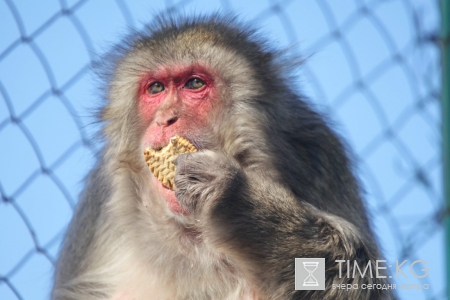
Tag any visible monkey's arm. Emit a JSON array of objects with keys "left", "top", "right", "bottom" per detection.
[{"left": 175, "top": 150, "right": 393, "bottom": 300}]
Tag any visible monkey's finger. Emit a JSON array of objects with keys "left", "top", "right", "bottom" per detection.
[{"left": 173, "top": 152, "right": 195, "bottom": 166}]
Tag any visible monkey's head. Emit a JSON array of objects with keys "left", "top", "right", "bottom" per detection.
[{"left": 100, "top": 15, "right": 298, "bottom": 214}]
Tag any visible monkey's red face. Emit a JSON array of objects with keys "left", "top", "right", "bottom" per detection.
[{"left": 138, "top": 64, "right": 218, "bottom": 213}]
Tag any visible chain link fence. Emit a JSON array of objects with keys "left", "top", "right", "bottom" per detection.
[{"left": 0, "top": 0, "right": 442, "bottom": 299}]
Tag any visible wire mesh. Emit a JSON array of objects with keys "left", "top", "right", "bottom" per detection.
[{"left": 0, "top": 0, "right": 442, "bottom": 299}]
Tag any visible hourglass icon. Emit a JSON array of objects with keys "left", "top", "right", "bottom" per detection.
[{"left": 302, "top": 261, "right": 319, "bottom": 286}]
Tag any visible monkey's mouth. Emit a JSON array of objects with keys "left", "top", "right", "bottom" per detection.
[
  {"left": 144, "top": 136, "right": 197, "bottom": 214},
  {"left": 151, "top": 176, "right": 187, "bottom": 214}
]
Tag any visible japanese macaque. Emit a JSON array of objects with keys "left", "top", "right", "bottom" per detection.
[{"left": 52, "top": 15, "right": 394, "bottom": 300}]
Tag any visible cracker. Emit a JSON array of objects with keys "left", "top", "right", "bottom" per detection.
[{"left": 144, "top": 136, "right": 197, "bottom": 190}]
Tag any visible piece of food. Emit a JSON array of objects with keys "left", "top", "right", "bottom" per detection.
[{"left": 144, "top": 136, "right": 197, "bottom": 190}]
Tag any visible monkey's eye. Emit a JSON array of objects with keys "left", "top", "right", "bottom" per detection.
[
  {"left": 185, "top": 78, "right": 205, "bottom": 89},
  {"left": 147, "top": 82, "right": 165, "bottom": 94}
]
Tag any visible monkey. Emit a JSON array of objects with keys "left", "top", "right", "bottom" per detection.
[{"left": 51, "top": 14, "right": 395, "bottom": 300}]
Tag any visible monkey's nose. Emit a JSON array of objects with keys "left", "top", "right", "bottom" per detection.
[{"left": 156, "top": 116, "right": 178, "bottom": 127}]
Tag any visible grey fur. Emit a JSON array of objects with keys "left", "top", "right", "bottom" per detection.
[{"left": 52, "top": 14, "right": 395, "bottom": 300}]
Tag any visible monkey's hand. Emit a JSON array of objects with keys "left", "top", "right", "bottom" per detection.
[{"left": 174, "top": 150, "right": 243, "bottom": 214}]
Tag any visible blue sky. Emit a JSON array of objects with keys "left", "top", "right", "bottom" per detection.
[{"left": 0, "top": 0, "right": 443, "bottom": 299}]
